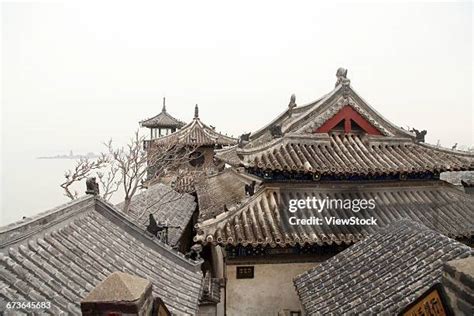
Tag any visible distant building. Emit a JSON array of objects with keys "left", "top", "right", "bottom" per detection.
[
  {"left": 140, "top": 100, "right": 237, "bottom": 193},
  {"left": 140, "top": 97, "right": 185, "bottom": 139},
  {"left": 193, "top": 68, "right": 474, "bottom": 315}
]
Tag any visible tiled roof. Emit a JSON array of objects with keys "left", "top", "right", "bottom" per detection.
[
  {"left": 293, "top": 220, "right": 473, "bottom": 315},
  {"left": 140, "top": 109, "right": 185, "bottom": 129},
  {"left": 194, "top": 181, "right": 474, "bottom": 247},
  {"left": 244, "top": 82, "right": 414, "bottom": 147},
  {"left": 195, "top": 168, "right": 262, "bottom": 221},
  {"left": 215, "top": 75, "right": 474, "bottom": 176},
  {"left": 151, "top": 116, "right": 237, "bottom": 147},
  {"left": 216, "top": 134, "right": 474, "bottom": 176},
  {"left": 0, "top": 196, "right": 202, "bottom": 315},
  {"left": 214, "top": 145, "right": 241, "bottom": 166},
  {"left": 116, "top": 184, "right": 196, "bottom": 246}
]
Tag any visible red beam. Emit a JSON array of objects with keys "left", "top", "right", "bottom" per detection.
[{"left": 315, "top": 105, "right": 382, "bottom": 135}]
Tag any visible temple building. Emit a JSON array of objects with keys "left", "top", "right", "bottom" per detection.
[
  {"left": 193, "top": 69, "right": 474, "bottom": 315},
  {"left": 141, "top": 102, "right": 237, "bottom": 193}
]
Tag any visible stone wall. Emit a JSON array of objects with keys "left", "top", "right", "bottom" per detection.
[
  {"left": 226, "top": 262, "right": 317, "bottom": 316},
  {"left": 442, "top": 256, "right": 474, "bottom": 316}
]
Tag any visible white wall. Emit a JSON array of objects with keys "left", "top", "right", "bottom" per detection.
[{"left": 226, "top": 262, "right": 317, "bottom": 316}]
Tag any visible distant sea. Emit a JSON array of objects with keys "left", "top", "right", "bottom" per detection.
[{"left": 1, "top": 154, "right": 124, "bottom": 226}]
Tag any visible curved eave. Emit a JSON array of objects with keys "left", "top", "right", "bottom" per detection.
[
  {"left": 152, "top": 118, "right": 237, "bottom": 147},
  {"left": 348, "top": 85, "right": 416, "bottom": 138},
  {"left": 140, "top": 111, "right": 186, "bottom": 129},
  {"left": 194, "top": 181, "right": 474, "bottom": 248},
  {"left": 141, "top": 121, "right": 185, "bottom": 129},
  {"left": 222, "top": 134, "right": 474, "bottom": 176},
  {"left": 418, "top": 142, "right": 474, "bottom": 159},
  {"left": 194, "top": 118, "right": 238, "bottom": 145}
]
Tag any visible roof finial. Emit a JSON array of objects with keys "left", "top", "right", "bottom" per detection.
[
  {"left": 288, "top": 93, "right": 296, "bottom": 109},
  {"left": 335, "top": 67, "right": 349, "bottom": 87},
  {"left": 85, "top": 177, "right": 99, "bottom": 195},
  {"left": 288, "top": 93, "right": 297, "bottom": 117},
  {"left": 162, "top": 97, "right": 166, "bottom": 112},
  {"left": 194, "top": 104, "right": 199, "bottom": 119}
]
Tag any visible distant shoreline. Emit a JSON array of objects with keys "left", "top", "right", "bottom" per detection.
[{"left": 37, "top": 153, "right": 100, "bottom": 160}]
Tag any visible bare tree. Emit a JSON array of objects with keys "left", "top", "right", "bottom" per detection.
[
  {"left": 106, "top": 130, "right": 200, "bottom": 212},
  {"left": 96, "top": 160, "right": 122, "bottom": 201},
  {"left": 61, "top": 130, "right": 202, "bottom": 211}
]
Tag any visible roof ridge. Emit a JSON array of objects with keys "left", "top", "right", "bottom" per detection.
[
  {"left": 151, "top": 112, "right": 237, "bottom": 146},
  {"left": 140, "top": 107, "right": 186, "bottom": 128},
  {"left": 192, "top": 116, "right": 237, "bottom": 140},
  {"left": 195, "top": 184, "right": 267, "bottom": 228},
  {"left": 348, "top": 85, "right": 415, "bottom": 138},
  {"left": 0, "top": 194, "right": 202, "bottom": 269},
  {"left": 96, "top": 198, "right": 203, "bottom": 269},
  {"left": 250, "top": 88, "right": 338, "bottom": 140},
  {"left": 0, "top": 195, "right": 95, "bottom": 248},
  {"left": 293, "top": 219, "right": 472, "bottom": 314},
  {"left": 418, "top": 142, "right": 474, "bottom": 158}
]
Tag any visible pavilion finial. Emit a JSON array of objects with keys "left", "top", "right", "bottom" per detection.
[
  {"left": 194, "top": 104, "right": 199, "bottom": 119},
  {"left": 162, "top": 97, "right": 166, "bottom": 112}
]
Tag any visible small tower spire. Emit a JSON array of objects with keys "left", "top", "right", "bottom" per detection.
[
  {"left": 162, "top": 97, "right": 166, "bottom": 112},
  {"left": 194, "top": 104, "right": 199, "bottom": 119}
]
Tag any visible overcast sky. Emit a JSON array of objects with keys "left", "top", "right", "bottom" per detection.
[{"left": 2, "top": 1, "right": 473, "bottom": 158}]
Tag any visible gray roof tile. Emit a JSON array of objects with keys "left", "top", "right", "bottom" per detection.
[
  {"left": 293, "top": 220, "right": 473, "bottom": 315},
  {"left": 140, "top": 109, "right": 185, "bottom": 129},
  {"left": 217, "top": 134, "right": 474, "bottom": 176},
  {"left": 195, "top": 180, "right": 474, "bottom": 247},
  {"left": 150, "top": 117, "right": 237, "bottom": 147},
  {"left": 0, "top": 196, "right": 203, "bottom": 315},
  {"left": 117, "top": 184, "right": 196, "bottom": 246}
]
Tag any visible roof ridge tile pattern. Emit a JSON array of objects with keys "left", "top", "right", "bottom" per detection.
[
  {"left": 116, "top": 184, "right": 196, "bottom": 246},
  {"left": 293, "top": 220, "right": 473, "bottom": 315},
  {"left": 141, "top": 110, "right": 185, "bottom": 129},
  {"left": 151, "top": 118, "right": 237, "bottom": 147},
  {"left": 196, "top": 169, "right": 262, "bottom": 221},
  {"left": 219, "top": 134, "right": 473, "bottom": 175},
  {"left": 195, "top": 181, "right": 474, "bottom": 247},
  {"left": 0, "top": 201, "right": 202, "bottom": 315}
]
